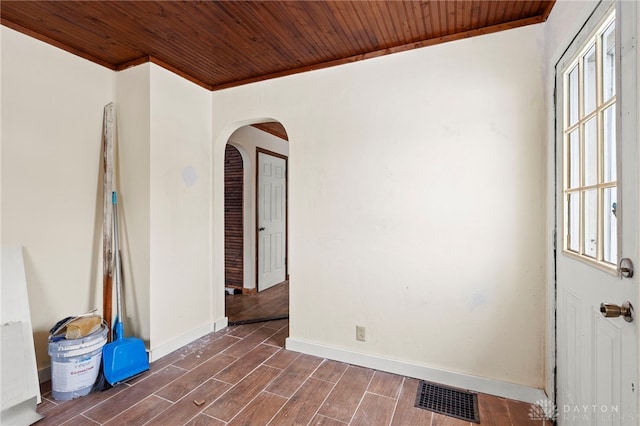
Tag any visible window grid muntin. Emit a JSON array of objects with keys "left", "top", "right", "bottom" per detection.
[{"left": 563, "top": 12, "right": 616, "bottom": 266}]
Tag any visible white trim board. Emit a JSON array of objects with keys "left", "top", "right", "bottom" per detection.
[
  {"left": 148, "top": 316, "right": 228, "bottom": 362},
  {"left": 148, "top": 321, "right": 213, "bottom": 363},
  {"left": 214, "top": 317, "right": 229, "bottom": 332},
  {"left": 286, "top": 338, "right": 547, "bottom": 404},
  {"left": 38, "top": 367, "right": 51, "bottom": 385}
]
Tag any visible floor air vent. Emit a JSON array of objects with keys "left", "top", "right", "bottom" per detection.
[{"left": 415, "top": 380, "right": 480, "bottom": 423}]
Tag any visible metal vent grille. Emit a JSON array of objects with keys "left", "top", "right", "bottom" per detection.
[{"left": 415, "top": 380, "right": 480, "bottom": 423}]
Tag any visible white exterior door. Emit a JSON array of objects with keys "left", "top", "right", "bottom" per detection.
[
  {"left": 556, "top": 2, "right": 638, "bottom": 425},
  {"left": 257, "top": 151, "right": 286, "bottom": 292}
]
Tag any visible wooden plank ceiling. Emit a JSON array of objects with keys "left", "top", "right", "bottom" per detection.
[
  {"left": 1, "top": 1, "right": 555, "bottom": 94},
  {"left": 3, "top": 1, "right": 555, "bottom": 142}
]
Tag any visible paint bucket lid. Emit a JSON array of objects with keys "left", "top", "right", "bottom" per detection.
[{"left": 48, "top": 323, "right": 108, "bottom": 358}]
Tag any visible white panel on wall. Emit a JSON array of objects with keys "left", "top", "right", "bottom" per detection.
[{"left": 1, "top": 246, "right": 42, "bottom": 425}]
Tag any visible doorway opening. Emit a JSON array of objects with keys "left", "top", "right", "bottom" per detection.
[{"left": 224, "top": 122, "right": 289, "bottom": 325}]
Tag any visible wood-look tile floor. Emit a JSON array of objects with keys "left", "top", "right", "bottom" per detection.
[
  {"left": 225, "top": 280, "right": 289, "bottom": 324},
  {"left": 36, "top": 320, "right": 548, "bottom": 425}
]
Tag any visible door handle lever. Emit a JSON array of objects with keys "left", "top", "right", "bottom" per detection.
[
  {"left": 600, "top": 302, "right": 634, "bottom": 322},
  {"left": 258, "top": 227, "right": 266, "bottom": 232},
  {"left": 619, "top": 258, "right": 634, "bottom": 278}
]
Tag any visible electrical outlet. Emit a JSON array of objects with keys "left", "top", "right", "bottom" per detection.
[{"left": 356, "top": 325, "right": 366, "bottom": 342}]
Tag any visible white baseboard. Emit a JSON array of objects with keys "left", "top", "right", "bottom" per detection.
[
  {"left": 285, "top": 338, "right": 547, "bottom": 404},
  {"left": 214, "top": 316, "right": 228, "bottom": 332},
  {"left": 38, "top": 366, "right": 51, "bottom": 384},
  {"left": 148, "top": 317, "right": 230, "bottom": 362},
  {"left": 148, "top": 322, "right": 213, "bottom": 363}
]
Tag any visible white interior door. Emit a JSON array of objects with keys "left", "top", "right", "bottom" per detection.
[
  {"left": 257, "top": 151, "right": 286, "bottom": 291},
  {"left": 556, "top": 2, "right": 638, "bottom": 425}
]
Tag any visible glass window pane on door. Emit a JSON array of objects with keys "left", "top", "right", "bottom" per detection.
[
  {"left": 602, "top": 21, "right": 616, "bottom": 102},
  {"left": 603, "top": 187, "right": 617, "bottom": 264},
  {"left": 584, "top": 44, "right": 597, "bottom": 115},
  {"left": 584, "top": 117, "right": 597, "bottom": 186},
  {"left": 603, "top": 104, "right": 616, "bottom": 182},
  {"left": 568, "top": 65, "right": 579, "bottom": 126},
  {"left": 561, "top": 11, "right": 617, "bottom": 268},
  {"left": 584, "top": 189, "right": 598, "bottom": 258},
  {"left": 568, "top": 130, "right": 580, "bottom": 189}
]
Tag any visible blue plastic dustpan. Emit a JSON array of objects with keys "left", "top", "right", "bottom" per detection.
[
  {"left": 102, "top": 321, "right": 149, "bottom": 385},
  {"left": 102, "top": 191, "right": 149, "bottom": 385}
]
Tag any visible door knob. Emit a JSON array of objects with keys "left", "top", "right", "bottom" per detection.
[
  {"left": 600, "top": 302, "right": 634, "bottom": 322},
  {"left": 258, "top": 227, "right": 266, "bottom": 232}
]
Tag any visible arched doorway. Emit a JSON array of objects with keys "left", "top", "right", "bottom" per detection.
[{"left": 224, "top": 122, "right": 290, "bottom": 325}]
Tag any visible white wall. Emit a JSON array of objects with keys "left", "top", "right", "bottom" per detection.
[
  {"left": 1, "top": 28, "right": 216, "bottom": 373},
  {"left": 227, "top": 125, "right": 289, "bottom": 290},
  {"left": 115, "top": 64, "right": 151, "bottom": 341},
  {"left": 114, "top": 63, "right": 216, "bottom": 359},
  {"left": 212, "top": 23, "right": 547, "bottom": 398},
  {"left": 1, "top": 26, "right": 114, "bottom": 372},
  {"left": 148, "top": 64, "right": 213, "bottom": 358}
]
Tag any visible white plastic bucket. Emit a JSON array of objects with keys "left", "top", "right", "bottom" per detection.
[{"left": 48, "top": 324, "right": 108, "bottom": 400}]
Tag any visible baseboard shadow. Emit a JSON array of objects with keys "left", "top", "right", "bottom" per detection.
[{"left": 228, "top": 314, "right": 289, "bottom": 326}]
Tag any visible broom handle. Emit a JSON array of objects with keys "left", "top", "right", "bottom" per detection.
[
  {"left": 102, "top": 103, "right": 114, "bottom": 340},
  {"left": 112, "top": 191, "right": 123, "bottom": 321}
]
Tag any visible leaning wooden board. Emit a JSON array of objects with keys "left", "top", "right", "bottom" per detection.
[{"left": 102, "top": 103, "right": 114, "bottom": 341}]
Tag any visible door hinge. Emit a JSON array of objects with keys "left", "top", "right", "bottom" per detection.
[{"left": 553, "top": 229, "right": 557, "bottom": 250}]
